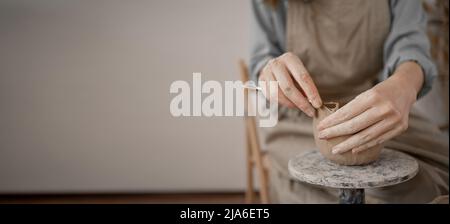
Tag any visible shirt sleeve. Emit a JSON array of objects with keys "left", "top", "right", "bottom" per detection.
[
  {"left": 382, "top": 0, "right": 437, "bottom": 98},
  {"left": 249, "top": 0, "right": 283, "bottom": 82}
]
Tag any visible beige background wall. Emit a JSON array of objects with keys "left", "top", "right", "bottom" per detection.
[{"left": 0, "top": 0, "right": 250, "bottom": 193}]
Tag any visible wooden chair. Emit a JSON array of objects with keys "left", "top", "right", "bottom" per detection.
[{"left": 238, "top": 60, "right": 270, "bottom": 204}]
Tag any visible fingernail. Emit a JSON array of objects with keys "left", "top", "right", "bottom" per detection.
[
  {"left": 318, "top": 131, "right": 327, "bottom": 139},
  {"left": 331, "top": 147, "right": 340, "bottom": 154},
  {"left": 306, "top": 109, "right": 315, "bottom": 117},
  {"left": 317, "top": 123, "right": 324, "bottom": 130},
  {"left": 312, "top": 98, "right": 322, "bottom": 109},
  {"left": 318, "top": 119, "right": 329, "bottom": 130}
]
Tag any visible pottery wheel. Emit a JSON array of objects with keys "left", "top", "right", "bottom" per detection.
[{"left": 288, "top": 149, "right": 419, "bottom": 189}]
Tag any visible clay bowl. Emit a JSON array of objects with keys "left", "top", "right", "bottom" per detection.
[{"left": 312, "top": 102, "right": 383, "bottom": 165}]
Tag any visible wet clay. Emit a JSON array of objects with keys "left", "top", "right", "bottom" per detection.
[{"left": 312, "top": 102, "right": 383, "bottom": 165}]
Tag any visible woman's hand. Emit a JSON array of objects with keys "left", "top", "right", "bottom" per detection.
[
  {"left": 317, "top": 61, "right": 424, "bottom": 154},
  {"left": 259, "top": 52, "right": 322, "bottom": 117}
]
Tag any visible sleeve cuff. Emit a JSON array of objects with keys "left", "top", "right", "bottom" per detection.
[{"left": 381, "top": 50, "right": 437, "bottom": 99}]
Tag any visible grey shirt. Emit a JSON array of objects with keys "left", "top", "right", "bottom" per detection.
[{"left": 250, "top": 0, "right": 437, "bottom": 98}]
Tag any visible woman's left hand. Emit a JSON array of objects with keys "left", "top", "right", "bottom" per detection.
[{"left": 316, "top": 62, "right": 424, "bottom": 154}]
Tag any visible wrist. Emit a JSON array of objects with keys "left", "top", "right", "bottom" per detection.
[{"left": 390, "top": 61, "right": 424, "bottom": 98}]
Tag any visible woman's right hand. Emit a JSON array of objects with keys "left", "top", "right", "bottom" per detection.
[{"left": 258, "top": 52, "right": 322, "bottom": 117}]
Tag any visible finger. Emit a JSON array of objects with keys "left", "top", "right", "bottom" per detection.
[
  {"left": 282, "top": 53, "right": 322, "bottom": 108},
  {"left": 278, "top": 86, "right": 296, "bottom": 108},
  {"left": 331, "top": 119, "right": 395, "bottom": 154},
  {"left": 352, "top": 126, "right": 403, "bottom": 154},
  {"left": 318, "top": 107, "right": 384, "bottom": 139},
  {"left": 266, "top": 74, "right": 295, "bottom": 108},
  {"left": 270, "top": 60, "right": 315, "bottom": 117},
  {"left": 317, "top": 91, "right": 372, "bottom": 130},
  {"left": 261, "top": 71, "right": 295, "bottom": 108},
  {"left": 259, "top": 68, "right": 272, "bottom": 101}
]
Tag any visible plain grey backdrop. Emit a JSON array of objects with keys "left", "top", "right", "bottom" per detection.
[{"left": 0, "top": 0, "right": 249, "bottom": 193}]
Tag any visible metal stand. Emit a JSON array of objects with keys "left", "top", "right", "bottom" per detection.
[{"left": 339, "top": 188, "right": 365, "bottom": 204}]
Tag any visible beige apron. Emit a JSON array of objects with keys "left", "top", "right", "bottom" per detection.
[{"left": 263, "top": 0, "right": 449, "bottom": 203}]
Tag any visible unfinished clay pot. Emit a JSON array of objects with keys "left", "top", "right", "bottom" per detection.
[{"left": 312, "top": 102, "right": 383, "bottom": 165}]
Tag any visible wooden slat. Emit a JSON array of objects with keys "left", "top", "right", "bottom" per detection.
[{"left": 238, "top": 59, "right": 270, "bottom": 204}]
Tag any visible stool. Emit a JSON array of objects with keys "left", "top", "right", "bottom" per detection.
[{"left": 288, "top": 149, "right": 419, "bottom": 204}]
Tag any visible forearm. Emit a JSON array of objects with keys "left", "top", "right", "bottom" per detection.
[{"left": 382, "top": 0, "right": 436, "bottom": 99}]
